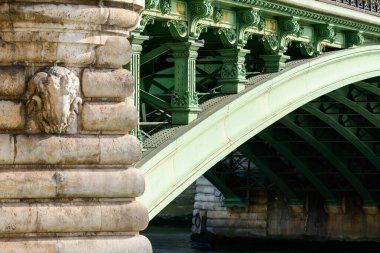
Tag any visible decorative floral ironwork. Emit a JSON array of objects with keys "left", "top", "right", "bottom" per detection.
[
  {"left": 145, "top": 0, "right": 159, "bottom": 10},
  {"left": 165, "top": 20, "right": 188, "bottom": 40},
  {"left": 279, "top": 18, "right": 301, "bottom": 52},
  {"left": 189, "top": 0, "right": 213, "bottom": 38},
  {"left": 160, "top": 0, "right": 172, "bottom": 15},
  {"left": 324, "top": 0, "right": 380, "bottom": 15},
  {"left": 213, "top": 7, "right": 222, "bottom": 23},
  {"left": 261, "top": 35, "right": 279, "bottom": 53},
  {"left": 237, "top": 9, "right": 261, "bottom": 46},
  {"left": 171, "top": 91, "right": 199, "bottom": 107},
  {"left": 346, "top": 31, "right": 365, "bottom": 46},
  {"left": 217, "top": 28, "right": 237, "bottom": 47},
  {"left": 298, "top": 42, "right": 315, "bottom": 57},
  {"left": 221, "top": 63, "right": 245, "bottom": 79}
]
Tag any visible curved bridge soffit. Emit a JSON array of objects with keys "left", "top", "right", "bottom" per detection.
[{"left": 137, "top": 46, "right": 380, "bottom": 220}]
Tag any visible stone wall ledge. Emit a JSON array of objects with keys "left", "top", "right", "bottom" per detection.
[
  {"left": 0, "top": 134, "right": 141, "bottom": 165},
  {"left": 0, "top": 167, "right": 144, "bottom": 199},
  {"left": 0, "top": 35, "right": 132, "bottom": 67},
  {"left": 0, "top": 3, "right": 140, "bottom": 29},
  {"left": 0, "top": 0, "right": 145, "bottom": 12},
  {"left": 0, "top": 235, "right": 152, "bottom": 253},
  {"left": 0, "top": 201, "right": 148, "bottom": 233}
]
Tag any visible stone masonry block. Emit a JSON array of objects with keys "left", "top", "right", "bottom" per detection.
[
  {"left": 0, "top": 201, "right": 148, "bottom": 233},
  {"left": 0, "top": 168, "right": 144, "bottom": 199},
  {"left": 82, "top": 68, "right": 134, "bottom": 99},
  {"left": 0, "top": 235, "right": 152, "bottom": 253},
  {"left": 0, "top": 170, "right": 56, "bottom": 199},
  {"left": 100, "top": 135, "right": 142, "bottom": 165},
  {"left": 95, "top": 36, "right": 132, "bottom": 67},
  {"left": 36, "top": 203, "right": 102, "bottom": 232},
  {"left": 0, "top": 204, "right": 37, "bottom": 233},
  {"left": 0, "top": 101, "right": 25, "bottom": 130},
  {"left": 0, "top": 134, "right": 14, "bottom": 164},
  {"left": 100, "top": 201, "right": 149, "bottom": 232},
  {"left": 0, "top": 67, "right": 26, "bottom": 97},
  {"left": 81, "top": 99, "right": 138, "bottom": 133},
  {"left": 15, "top": 135, "right": 99, "bottom": 165},
  {"left": 57, "top": 167, "right": 145, "bottom": 198}
]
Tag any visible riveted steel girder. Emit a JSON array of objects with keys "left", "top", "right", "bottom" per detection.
[
  {"left": 239, "top": 144, "right": 302, "bottom": 205},
  {"left": 325, "top": 91, "right": 380, "bottom": 129},
  {"left": 257, "top": 131, "right": 339, "bottom": 205},
  {"left": 279, "top": 117, "right": 377, "bottom": 206},
  {"left": 302, "top": 104, "right": 380, "bottom": 170}
]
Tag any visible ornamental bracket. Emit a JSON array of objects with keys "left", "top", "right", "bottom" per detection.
[
  {"left": 346, "top": 31, "right": 365, "bottom": 47},
  {"left": 278, "top": 17, "right": 301, "bottom": 53},
  {"left": 314, "top": 24, "right": 335, "bottom": 55},
  {"left": 164, "top": 20, "right": 189, "bottom": 41},
  {"left": 189, "top": 0, "right": 214, "bottom": 39},
  {"left": 237, "top": 8, "right": 261, "bottom": 46}
]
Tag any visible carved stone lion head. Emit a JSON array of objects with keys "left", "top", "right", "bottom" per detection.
[{"left": 27, "top": 66, "right": 82, "bottom": 134}]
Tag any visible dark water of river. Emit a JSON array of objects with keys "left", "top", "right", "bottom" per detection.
[{"left": 143, "top": 225, "right": 380, "bottom": 253}]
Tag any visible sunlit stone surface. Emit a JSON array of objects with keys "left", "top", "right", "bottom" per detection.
[{"left": 0, "top": 0, "right": 151, "bottom": 252}]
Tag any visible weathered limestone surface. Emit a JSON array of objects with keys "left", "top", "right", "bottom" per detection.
[
  {"left": 192, "top": 177, "right": 267, "bottom": 237},
  {"left": 82, "top": 68, "right": 134, "bottom": 99},
  {"left": 0, "top": 102, "right": 25, "bottom": 129},
  {"left": 0, "top": 168, "right": 145, "bottom": 199},
  {"left": 0, "top": 0, "right": 151, "bottom": 251},
  {"left": 82, "top": 100, "right": 138, "bottom": 132},
  {"left": 192, "top": 177, "right": 380, "bottom": 242},
  {"left": 0, "top": 235, "right": 152, "bottom": 253},
  {"left": 0, "top": 67, "right": 26, "bottom": 97}
]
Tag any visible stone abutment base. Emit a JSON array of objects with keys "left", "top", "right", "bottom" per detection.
[{"left": 193, "top": 177, "right": 380, "bottom": 243}]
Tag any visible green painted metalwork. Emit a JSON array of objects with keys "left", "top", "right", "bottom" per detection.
[
  {"left": 126, "top": 34, "right": 149, "bottom": 138},
  {"left": 141, "top": 44, "right": 170, "bottom": 66},
  {"left": 257, "top": 131, "right": 339, "bottom": 205},
  {"left": 140, "top": 90, "right": 171, "bottom": 111},
  {"left": 132, "top": 0, "right": 380, "bottom": 128},
  {"left": 279, "top": 117, "right": 377, "bottom": 206},
  {"left": 135, "top": 0, "right": 380, "bottom": 216},
  {"left": 302, "top": 104, "right": 380, "bottom": 170},
  {"left": 137, "top": 46, "right": 380, "bottom": 219},
  {"left": 239, "top": 145, "right": 302, "bottom": 205},
  {"left": 204, "top": 171, "right": 245, "bottom": 207},
  {"left": 314, "top": 24, "right": 336, "bottom": 56},
  {"left": 218, "top": 47, "right": 250, "bottom": 93},
  {"left": 167, "top": 42, "right": 203, "bottom": 124},
  {"left": 325, "top": 91, "right": 380, "bottom": 129},
  {"left": 355, "top": 81, "right": 380, "bottom": 97},
  {"left": 230, "top": 0, "right": 380, "bottom": 34}
]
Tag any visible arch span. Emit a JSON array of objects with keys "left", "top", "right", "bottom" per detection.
[{"left": 137, "top": 46, "right": 380, "bottom": 220}]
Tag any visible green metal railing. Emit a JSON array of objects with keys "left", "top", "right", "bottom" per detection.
[{"left": 323, "top": 0, "right": 380, "bottom": 15}]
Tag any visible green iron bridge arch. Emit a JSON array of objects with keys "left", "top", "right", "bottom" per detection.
[
  {"left": 129, "top": 0, "right": 380, "bottom": 220},
  {"left": 136, "top": 46, "right": 380, "bottom": 219}
]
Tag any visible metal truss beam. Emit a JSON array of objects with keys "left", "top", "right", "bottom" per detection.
[
  {"left": 140, "top": 90, "right": 170, "bottom": 111},
  {"left": 258, "top": 131, "right": 338, "bottom": 204},
  {"left": 354, "top": 81, "right": 380, "bottom": 97},
  {"left": 326, "top": 92, "right": 380, "bottom": 128},
  {"left": 140, "top": 44, "right": 170, "bottom": 66},
  {"left": 239, "top": 144, "right": 302, "bottom": 205},
  {"left": 204, "top": 171, "right": 245, "bottom": 208},
  {"left": 303, "top": 104, "right": 380, "bottom": 170},
  {"left": 280, "top": 117, "right": 377, "bottom": 206}
]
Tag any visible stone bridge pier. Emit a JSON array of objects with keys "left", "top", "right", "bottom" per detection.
[{"left": 0, "top": 1, "right": 151, "bottom": 252}]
